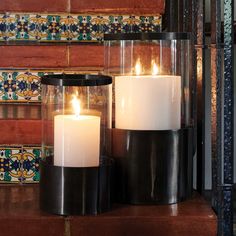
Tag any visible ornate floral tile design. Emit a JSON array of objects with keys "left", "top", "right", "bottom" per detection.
[
  {"left": 0, "top": 71, "right": 112, "bottom": 103},
  {"left": 0, "top": 71, "right": 50, "bottom": 102},
  {"left": 0, "top": 14, "right": 161, "bottom": 41},
  {"left": 0, "top": 147, "right": 22, "bottom": 183},
  {"left": 22, "top": 147, "right": 41, "bottom": 183},
  {"left": 0, "top": 146, "right": 42, "bottom": 183}
]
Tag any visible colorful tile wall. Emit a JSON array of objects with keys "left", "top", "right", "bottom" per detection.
[
  {"left": 0, "top": 71, "right": 43, "bottom": 102},
  {"left": 0, "top": 14, "right": 161, "bottom": 41},
  {"left": 0, "top": 146, "right": 22, "bottom": 183},
  {"left": 22, "top": 147, "right": 41, "bottom": 183},
  {"left": 0, "top": 70, "right": 103, "bottom": 103},
  {"left": 0, "top": 146, "right": 41, "bottom": 183}
]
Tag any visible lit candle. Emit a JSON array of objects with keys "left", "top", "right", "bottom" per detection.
[
  {"left": 115, "top": 62, "right": 181, "bottom": 130},
  {"left": 54, "top": 96, "right": 100, "bottom": 167}
]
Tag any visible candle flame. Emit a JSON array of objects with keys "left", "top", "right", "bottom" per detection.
[
  {"left": 71, "top": 95, "right": 80, "bottom": 117},
  {"left": 152, "top": 61, "right": 159, "bottom": 75},
  {"left": 135, "top": 59, "right": 142, "bottom": 75}
]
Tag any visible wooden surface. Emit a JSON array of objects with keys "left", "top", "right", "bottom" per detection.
[
  {"left": 70, "top": 0, "right": 165, "bottom": 14},
  {"left": 0, "top": 0, "right": 165, "bottom": 14},
  {"left": 0, "top": 185, "right": 217, "bottom": 236}
]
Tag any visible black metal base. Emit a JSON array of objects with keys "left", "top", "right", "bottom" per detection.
[
  {"left": 112, "top": 127, "right": 193, "bottom": 204},
  {"left": 40, "top": 156, "right": 113, "bottom": 216}
]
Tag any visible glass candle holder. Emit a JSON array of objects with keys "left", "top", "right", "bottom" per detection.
[
  {"left": 40, "top": 74, "right": 112, "bottom": 215},
  {"left": 104, "top": 32, "right": 194, "bottom": 204}
]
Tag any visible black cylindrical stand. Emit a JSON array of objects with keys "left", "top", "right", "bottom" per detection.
[
  {"left": 112, "top": 127, "right": 193, "bottom": 204},
  {"left": 40, "top": 156, "right": 113, "bottom": 215}
]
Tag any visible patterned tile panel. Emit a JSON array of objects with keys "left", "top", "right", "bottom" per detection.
[
  {"left": 0, "top": 14, "right": 161, "bottom": 42},
  {"left": 0, "top": 146, "right": 22, "bottom": 183},
  {"left": 0, "top": 71, "right": 54, "bottom": 102},
  {"left": 0, "top": 146, "right": 42, "bottom": 183},
  {"left": 0, "top": 70, "right": 105, "bottom": 103},
  {"left": 0, "top": 14, "right": 7, "bottom": 41},
  {"left": 22, "top": 146, "right": 41, "bottom": 183}
]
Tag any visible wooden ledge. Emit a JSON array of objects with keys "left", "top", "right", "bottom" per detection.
[{"left": 0, "top": 185, "right": 217, "bottom": 236}]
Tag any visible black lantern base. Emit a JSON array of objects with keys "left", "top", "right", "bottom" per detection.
[
  {"left": 112, "top": 127, "right": 194, "bottom": 204},
  {"left": 40, "top": 156, "right": 113, "bottom": 216}
]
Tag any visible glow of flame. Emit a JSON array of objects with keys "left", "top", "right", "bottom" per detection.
[
  {"left": 71, "top": 95, "right": 80, "bottom": 117},
  {"left": 135, "top": 59, "right": 142, "bottom": 75},
  {"left": 152, "top": 61, "right": 159, "bottom": 75}
]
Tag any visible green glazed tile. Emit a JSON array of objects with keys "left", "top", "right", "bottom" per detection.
[
  {"left": 0, "top": 147, "right": 22, "bottom": 183},
  {"left": 0, "top": 71, "right": 41, "bottom": 102},
  {"left": 0, "top": 13, "right": 161, "bottom": 42},
  {"left": 22, "top": 146, "right": 41, "bottom": 183}
]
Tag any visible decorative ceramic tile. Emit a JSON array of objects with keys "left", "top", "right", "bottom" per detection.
[
  {"left": 15, "top": 14, "right": 30, "bottom": 40},
  {"left": 0, "top": 13, "right": 162, "bottom": 42},
  {"left": 0, "top": 70, "right": 103, "bottom": 103},
  {"left": 0, "top": 14, "right": 7, "bottom": 41},
  {"left": 0, "top": 146, "right": 42, "bottom": 183},
  {"left": 0, "top": 147, "right": 22, "bottom": 183},
  {"left": 37, "top": 14, "right": 71, "bottom": 41},
  {"left": 0, "top": 71, "right": 42, "bottom": 102},
  {"left": 22, "top": 146, "right": 41, "bottom": 183}
]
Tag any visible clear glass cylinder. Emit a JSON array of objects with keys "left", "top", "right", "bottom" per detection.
[
  {"left": 41, "top": 74, "right": 112, "bottom": 167},
  {"left": 104, "top": 32, "right": 193, "bottom": 130}
]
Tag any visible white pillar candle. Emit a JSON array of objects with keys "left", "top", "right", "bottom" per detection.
[
  {"left": 54, "top": 115, "right": 100, "bottom": 167},
  {"left": 115, "top": 75, "right": 181, "bottom": 130}
]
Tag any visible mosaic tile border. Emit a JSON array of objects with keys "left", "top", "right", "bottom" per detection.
[
  {"left": 22, "top": 146, "right": 41, "bottom": 183},
  {"left": 0, "top": 14, "right": 161, "bottom": 42},
  {"left": 0, "top": 146, "right": 41, "bottom": 183},
  {"left": 0, "top": 70, "right": 103, "bottom": 103},
  {"left": 0, "top": 71, "right": 45, "bottom": 102}
]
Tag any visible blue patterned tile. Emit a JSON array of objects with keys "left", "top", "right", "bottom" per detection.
[
  {"left": 15, "top": 14, "right": 30, "bottom": 40},
  {"left": 19, "top": 72, "right": 41, "bottom": 102},
  {"left": 22, "top": 146, "right": 41, "bottom": 183},
  {"left": 5, "top": 14, "right": 17, "bottom": 40},
  {"left": 0, "top": 147, "right": 22, "bottom": 183},
  {"left": 0, "top": 14, "right": 7, "bottom": 41},
  {"left": 122, "top": 16, "right": 141, "bottom": 33},
  {"left": 77, "top": 16, "right": 92, "bottom": 40},
  {"left": 0, "top": 71, "right": 41, "bottom": 102},
  {"left": 38, "top": 15, "right": 69, "bottom": 41},
  {"left": 152, "top": 16, "right": 162, "bottom": 32},
  {"left": 90, "top": 16, "right": 106, "bottom": 40},
  {"left": 0, "top": 13, "right": 162, "bottom": 42},
  {"left": 60, "top": 15, "right": 77, "bottom": 40},
  {"left": 108, "top": 16, "right": 124, "bottom": 33},
  {"left": 140, "top": 16, "right": 155, "bottom": 32}
]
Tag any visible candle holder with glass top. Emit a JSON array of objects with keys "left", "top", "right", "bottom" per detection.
[
  {"left": 104, "top": 32, "right": 194, "bottom": 204},
  {"left": 40, "top": 74, "right": 113, "bottom": 215}
]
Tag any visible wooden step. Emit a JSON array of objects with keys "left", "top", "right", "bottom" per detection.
[{"left": 0, "top": 185, "right": 217, "bottom": 236}]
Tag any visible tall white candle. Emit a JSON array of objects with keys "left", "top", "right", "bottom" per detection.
[
  {"left": 115, "top": 75, "right": 181, "bottom": 130},
  {"left": 54, "top": 114, "right": 100, "bottom": 167}
]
